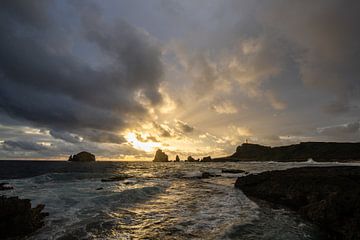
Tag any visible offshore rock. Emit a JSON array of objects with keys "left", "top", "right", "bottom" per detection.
[
  {"left": 235, "top": 166, "right": 360, "bottom": 240},
  {"left": 0, "top": 182, "right": 13, "bottom": 191},
  {"left": 68, "top": 151, "right": 96, "bottom": 162},
  {"left": 186, "top": 156, "right": 199, "bottom": 162},
  {"left": 201, "top": 156, "right": 212, "bottom": 162},
  {"left": 175, "top": 155, "right": 181, "bottom": 162},
  {"left": 0, "top": 196, "right": 49, "bottom": 239},
  {"left": 153, "top": 149, "right": 169, "bottom": 162}
]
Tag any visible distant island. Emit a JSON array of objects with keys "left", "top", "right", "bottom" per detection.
[
  {"left": 68, "top": 151, "right": 96, "bottom": 162},
  {"left": 154, "top": 142, "right": 360, "bottom": 163}
]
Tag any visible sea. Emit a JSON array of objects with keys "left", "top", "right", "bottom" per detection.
[{"left": 1, "top": 160, "right": 359, "bottom": 240}]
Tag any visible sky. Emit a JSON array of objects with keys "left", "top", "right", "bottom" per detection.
[{"left": 0, "top": 0, "right": 359, "bottom": 160}]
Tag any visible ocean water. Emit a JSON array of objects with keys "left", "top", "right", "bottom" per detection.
[{"left": 1, "top": 160, "right": 359, "bottom": 240}]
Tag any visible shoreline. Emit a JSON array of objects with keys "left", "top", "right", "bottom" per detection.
[{"left": 235, "top": 166, "right": 360, "bottom": 240}]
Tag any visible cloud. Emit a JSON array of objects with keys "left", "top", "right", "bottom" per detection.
[
  {"left": 153, "top": 122, "right": 172, "bottom": 137},
  {"left": 317, "top": 121, "right": 360, "bottom": 137},
  {"left": 80, "top": 129, "right": 126, "bottom": 144},
  {"left": 2, "top": 140, "right": 48, "bottom": 152},
  {"left": 0, "top": 1, "right": 163, "bottom": 143},
  {"left": 175, "top": 120, "right": 194, "bottom": 133},
  {"left": 49, "top": 130, "right": 82, "bottom": 144},
  {"left": 211, "top": 101, "right": 238, "bottom": 114}
]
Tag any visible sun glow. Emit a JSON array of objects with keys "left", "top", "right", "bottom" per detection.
[{"left": 125, "top": 132, "right": 161, "bottom": 152}]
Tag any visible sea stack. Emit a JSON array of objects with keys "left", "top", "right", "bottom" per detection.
[
  {"left": 175, "top": 155, "right": 181, "bottom": 162},
  {"left": 68, "top": 151, "right": 96, "bottom": 162},
  {"left": 153, "top": 149, "right": 169, "bottom": 162}
]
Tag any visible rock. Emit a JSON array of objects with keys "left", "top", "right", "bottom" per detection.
[
  {"left": 101, "top": 174, "right": 132, "bottom": 182},
  {"left": 153, "top": 149, "right": 169, "bottom": 162},
  {"left": 186, "top": 156, "right": 199, "bottom": 162},
  {"left": 200, "top": 172, "right": 220, "bottom": 179},
  {"left": 68, "top": 151, "right": 96, "bottom": 162},
  {"left": 175, "top": 155, "right": 181, "bottom": 162},
  {"left": 96, "top": 187, "right": 104, "bottom": 190},
  {"left": 221, "top": 169, "right": 245, "bottom": 174},
  {"left": 230, "top": 142, "right": 360, "bottom": 162},
  {"left": 235, "top": 166, "right": 360, "bottom": 240},
  {"left": 201, "top": 156, "right": 212, "bottom": 162},
  {"left": 0, "top": 196, "right": 49, "bottom": 239},
  {"left": 0, "top": 182, "right": 13, "bottom": 191}
]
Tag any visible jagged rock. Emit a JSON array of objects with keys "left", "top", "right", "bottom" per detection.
[
  {"left": 186, "top": 156, "right": 199, "bottom": 162},
  {"left": 175, "top": 155, "right": 181, "bottom": 162},
  {"left": 200, "top": 172, "right": 220, "bottom": 178},
  {"left": 235, "top": 166, "right": 360, "bottom": 240},
  {"left": 201, "top": 156, "right": 212, "bottom": 162},
  {"left": 221, "top": 169, "right": 245, "bottom": 174},
  {"left": 0, "top": 182, "right": 13, "bottom": 191},
  {"left": 68, "top": 151, "right": 96, "bottom": 162},
  {"left": 153, "top": 149, "right": 169, "bottom": 162},
  {"left": 0, "top": 196, "right": 49, "bottom": 239},
  {"left": 101, "top": 174, "right": 133, "bottom": 182}
]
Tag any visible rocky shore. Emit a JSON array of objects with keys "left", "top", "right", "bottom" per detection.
[
  {"left": 235, "top": 166, "right": 360, "bottom": 240},
  {"left": 0, "top": 196, "right": 49, "bottom": 239}
]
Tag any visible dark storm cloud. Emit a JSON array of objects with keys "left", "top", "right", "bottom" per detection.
[
  {"left": 2, "top": 140, "right": 48, "bottom": 152},
  {"left": 80, "top": 129, "right": 126, "bottom": 144},
  {"left": 0, "top": 1, "right": 163, "bottom": 142},
  {"left": 257, "top": 0, "right": 360, "bottom": 111},
  {"left": 49, "top": 130, "right": 82, "bottom": 144}
]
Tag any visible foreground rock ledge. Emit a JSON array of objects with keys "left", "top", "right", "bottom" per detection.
[
  {"left": 235, "top": 166, "right": 360, "bottom": 240},
  {"left": 0, "top": 196, "right": 49, "bottom": 238}
]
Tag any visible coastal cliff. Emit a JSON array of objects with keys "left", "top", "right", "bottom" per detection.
[
  {"left": 213, "top": 142, "right": 360, "bottom": 162},
  {"left": 235, "top": 166, "right": 360, "bottom": 240}
]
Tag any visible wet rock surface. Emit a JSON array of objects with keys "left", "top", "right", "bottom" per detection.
[
  {"left": 221, "top": 169, "right": 245, "bottom": 174},
  {"left": 101, "top": 174, "right": 133, "bottom": 182},
  {"left": 0, "top": 196, "right": 49, "bottom": 239},
  {"left": 0, "top": 182, "right": 13, "bottom": 191},
  {"left": 235, "top": 166, "right": 360, "bottom": 240}
]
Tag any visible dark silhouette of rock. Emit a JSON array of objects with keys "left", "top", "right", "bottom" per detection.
[
  {"left": 235, "top": 166, "right": 360, "bottom": 240},
  {"left": 96, "top": 187, "right": 103, "bottom": 190},
  {"left": 101, "top": 174, "right": 133, "bottom": 182},
  {"left": 153, "top": 149, "right": 169, "bottom": 162},
  {"left": 186, "top": 156, "right": 199, "bottom": 162},
  {"left": 0, "top": 196, "right": 49, "bottom": 239},
  {"left": 209, "top": 142, "right": 360, "bottom": 162},
  {"left": 231, "top": 142, "right": 360, "bottom": 162},
  {"left": 201, "top": 156, "right": 212, "bottom": 162},
  {"left": 200, "top": 172, "right": 220, "bottom": 178},
  {"left": 221, "top": 169, "right": 245, "bottom": 174},
  {"left": 0, "top": 182, "right": 13, "bottom": 191},
  {"left": 175, "top": 155, "right": 181, "bottom": 162},
  {"left": 68, "top": 151, "right": 96, "bottom": 162}
]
